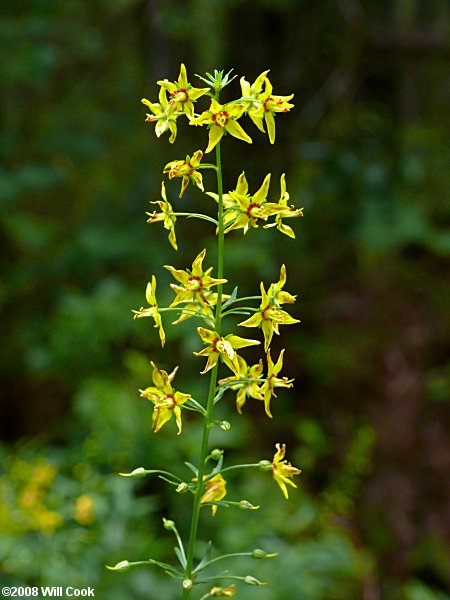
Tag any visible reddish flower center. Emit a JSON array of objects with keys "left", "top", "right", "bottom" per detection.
[
  {"left": 246, "top": 202, "right": 261, "bottom": 218},
  {"left": 212, "top": 111, "right": 229, "bottom": 128},
  {"left": 211, "top": 337, "right": 228, "bottom": 354},
  {"left": 171, "top": 88, "right": 189, "bottom": 103},
  {"left": 187, "top": 275, "right": 203, "bottom": 291},
  {"left": 261, "top": 305, "right": 271, "bottom": 320},
  {"left": 263, "top": 97, "right": 274, "bottom": 112},
  {"left": 215, "top": 339, "right": 227, "bottom": 354},
  {"left": 165, "top": 393, "right": 176, "bottom": 409}
]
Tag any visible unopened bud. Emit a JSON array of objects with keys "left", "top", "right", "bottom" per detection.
[
  {"left": 182, "top": 578, "right": 193, "bottom": 590},
  {"left": 252, "top": 548, "right": 279, "bottom": 559},
  {"left": 211, "top": 448, "right": 224, "bottom": 460},
  {"left": 119, "top": 467, "right": 147, "bottom": 477},
  {"left": 220, "top": 421, "right": 231, "bottom": 431},
  {"left": 106, "top": 560, "right": 130, "bottom": 572},
  {"left": 162, "top": 518, "right": 175, "bottom": 531},
  {"left": 244, "top": 575, "right": 267, "bottom": 586},
  {"left": 239, "top": 500, "right": 260, "bottom": 510},
  {"left": 176, "top": 482, "right": 189, "bottom": 493},
  {"left": 258, "top": 460, "right": 272, "bottom": 471}
]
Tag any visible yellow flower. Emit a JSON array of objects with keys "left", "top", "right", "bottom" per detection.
[
  {"left": 199, "top": 473, "right": 227, "bottom": 516},
  {"left": 268, "top": 264, "right": 297, "bottom": 306},
  {"left": 194, "top": 327, "right": 260, "bottom": 375},
  {"left": 141, "top": 86, "right": 180, "bottom": 143},
  {"left": 157, "top": 63, "right": 208, "bottom": 119},
  {"left": 238, "top": 280, "right": 299, "bottom": 351},
  {"left": 164, "top": 150, "right": 204, "bottom": 198},
  {"left": 209, "top": 584, "right": 237, "bottom": 596},
  {"left": 74, "top": 494, "right": 95, "bottom": 526},
  {"left": 140, "top": 362, "right": 191, "bottom": 434},
  {"left": 35, "top": 510, "right": 63, "bottom": 535},
  {"left": 219, "top": 355, "right": 264, "bottom": 414},
  {"left": 212, "top": 172, "right": 284, "bottom": 235},
  {"left": 264, "top": 174, "right": 303, "bottom": 238},
  {"left": 206, "top": 171, "right": 250, "bottom": 231},
  {"left": 240, "top": 70, "right": 270, "bottom": 112},
  {"left": 272, "top": 443, "right": 301, "bottom": 499},
  {"left": 190, "top": 98, "right": 252, "bottom": 153},
  {"left": 259, "top": 349, "right": 294, "bottom": 417},
  {"left": 132, "top": 275, "right": 166, "bottom": 347},
  {"left": 147, "top": 182, "right": 178, "bottom": 250},
  {"left": 243, "top": 74, "right": 294, "bottom": 144},
  {"left": 165, "top": 249, "right": 227, "bottom": 309},
  {"left": 29, "top": 460, "right": 56, "bottom": 487}
]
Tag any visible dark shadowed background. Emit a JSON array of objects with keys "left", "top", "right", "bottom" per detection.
[{"left": 1, "top": 1, "right": 449, "bottom": 598}]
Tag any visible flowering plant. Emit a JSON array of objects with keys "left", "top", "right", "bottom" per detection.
[{"left": 108, "top": 65, "right": 303, "bottom": 598}]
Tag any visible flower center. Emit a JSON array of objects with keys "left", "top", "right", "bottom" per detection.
[
  {"left": 246, "top": 202, "right": 261, "bottom": 218},
  {"left": 263, "top": 97, "right": 274, "bottom": 112},
  {"left": 164, "top": 393, "right": 176, "bottom": 409},
  {"left": 187, "top": 275, "right": 203, "bottom": 291},
  {"left": 261, "top": 305, "right": 272, "bottom": 320},
  {"left": 171, "top": 88, "right": 189, "bottom": 103},
  {"left": 215, "top": 339, "right": 226, "bottom": 353},
  {"left": 173, "top": 161, "right": 192, "bottom": 177},
  {"left": 212, "top": 111, "right": 229, "bottom": 128}
]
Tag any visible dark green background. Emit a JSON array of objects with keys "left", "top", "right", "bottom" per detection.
[{"left": 1, "top": 1, "right": 449, "bottom": 598}]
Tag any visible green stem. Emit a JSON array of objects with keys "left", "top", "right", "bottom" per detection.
[
  {"left": 182, "top": 141, "right": 225, "bottom": 598},
  {"left": 223, "top": 295, "right": 262, "bottom": 306},
  {"left": 173, "top": 212, "right": 218, "bottom": 226},
  {"left": 192, "top": 551, "right": 253, "bottom": 574},
  {"left": 197, "top": 163, "right": 218, "bottom": 171},
  {"left": 158, "top": 306, "right": 215, "bottom": 328},
  {"left": 214, "top": 463, "right": 260, "bottom": 476},
  {"left": 221, "top": 306, "right": 259, "bottom": 317},
  {"left": 215, "top": 141, "right": 225, "bottom": 333}
]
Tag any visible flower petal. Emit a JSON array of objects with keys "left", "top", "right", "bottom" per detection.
[
  {"left": 205, "top": 125, "right": 224, "bottom": 153},
  {"left": 225, "top": 119, "right": 252, "bottom": 145}
]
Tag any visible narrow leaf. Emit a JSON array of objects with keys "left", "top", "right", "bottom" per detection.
[
  {"left": 184, "top": 461, "right": 199, "bottom": 476},
  {"left": 221, "top": 286, "right": 238, "bottom": 309},
  {"left": 174, "top": 546, "right": 187, "bottom": 569}
]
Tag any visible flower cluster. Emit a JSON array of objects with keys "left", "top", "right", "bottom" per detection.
[
  {"left": 118, "top": 65, "right": 303, "bottom": 597},
  {"left": 142, "top": 64, "right": 209, "bottom": 142},
  {"left": 139, "top": 362, "right": 191, "bottom": 435},
  {"left": 142, "top": 65, "right": 295, "bottom": 150}
]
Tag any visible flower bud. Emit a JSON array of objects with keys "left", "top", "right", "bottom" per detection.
[
  {"left": 182, "top": 578, "right": 193, "bottom": 590},
  {"left": 162, "top": 518, "right": 175, "bottom": 531},
  {"left": 106, "top": 560, "right": 130, "bottom": 572},
  {"left": 220, "top": 421, "right": 231, "bottom": 431},
  {"left": 176, "top": 482, "right": 189, "bottom": 493},
  {"left": 239, "top": 500, "right": 260, "bottom": 510},
  {"left": 244, "top": 575, "right": 267, "bottom": 586},
  {"left": 210, "top": 448, "right": 224, "bottom": 460},
  {"left": 251, "top": 548, "right": 279, "bottom": 559},
  {"left": 119, "top": 467, "right": 147, "bottom": 477},
  {"left": 258, "top": 460, "right": 272, "bottom": 471}
]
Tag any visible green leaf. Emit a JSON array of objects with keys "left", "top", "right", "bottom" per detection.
[
  {"left": 222, "top": 286, "right": 239, "bottom": 309},
  {"left": 174, "top": 546, "right": 187, "bottom": 569},
  {"left": 210, "top": 454, "right": 224, "bottom": 476},
  {"left": 193, "top": 541, "right": 213, "bottom": 574},
  {"left": 184, "top": 461, "right": 199, "bottom": 476}
]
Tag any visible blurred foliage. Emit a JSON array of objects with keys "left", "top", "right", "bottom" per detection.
[{"left": 1, "top": 0, "right": 449, "bottom": 598}]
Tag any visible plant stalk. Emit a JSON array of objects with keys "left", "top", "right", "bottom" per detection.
[{"left": 182, "top": 140, "right": 225, "bottom": 598}]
